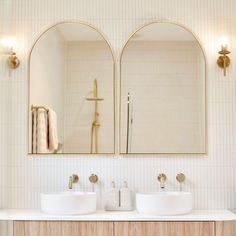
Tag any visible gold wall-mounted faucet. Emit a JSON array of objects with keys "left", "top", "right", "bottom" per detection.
[
  {"left": 157, "top": 173, "right": 167, "bottom": 189},
  {"left": 68, "top": 174, "right": 79, "bottom": 190}
]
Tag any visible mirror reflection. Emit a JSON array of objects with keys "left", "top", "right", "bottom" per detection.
[
  {"left": 120, "top": 22, "right": 206, "bottom": 154},
  {"left": 29, "top": 22, "right": 115, "bottom": 154}
]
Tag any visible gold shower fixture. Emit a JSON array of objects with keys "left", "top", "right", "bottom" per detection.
[
  {"left": 217, "top": 41, "right": 230, "bottom": 76},
  {"left": 86, "top": 79, "right": 104, "bottom": 154}
]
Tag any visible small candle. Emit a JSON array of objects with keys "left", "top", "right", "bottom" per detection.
[{"left": 221, "top": 44, "right": 228, "bottom": 51}]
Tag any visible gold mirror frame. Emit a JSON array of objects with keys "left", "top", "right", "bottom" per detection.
[
  {"left": 119, "top": 20, "right": 207, "bottom": 155},
  {"left": 28, "top": 21, "right": 116, "bottom": 155}
]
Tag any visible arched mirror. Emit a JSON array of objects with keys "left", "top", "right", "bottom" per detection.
[
  {"left": 29, "top": 22, "right": 115, "bottom": 154},
  {"left": 120, "top": 22, "right": 206, "bottom": 154}
]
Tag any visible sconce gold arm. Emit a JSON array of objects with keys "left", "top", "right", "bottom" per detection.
[
  {"left": 217, "top": 47, "right": 230, "bottom": 76},
  {"left": 8, "top": 52, "right": 20, "bottom": 69}
]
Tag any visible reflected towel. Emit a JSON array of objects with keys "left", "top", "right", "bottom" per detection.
[
  {"left": 32, "top": 107, "right": 59, "bottom": 153},
  {"left": 48, "top": 108, "right": 59, "bottom": 152},
  {"left": 32, "top": 108, "right": 49, "bottom": 153}
]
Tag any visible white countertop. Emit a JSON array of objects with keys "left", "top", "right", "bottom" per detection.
[{"left": 0, "top": 209, "right": 235, "bottom": 221}]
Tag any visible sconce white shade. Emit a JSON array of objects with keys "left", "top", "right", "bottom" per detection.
[
  {"left": 1, "top": 37, "right": 20, "bottom": 69},
  {"left": 1, "top": 37, "right": 17, "bottom": 51},
  {"left": 219, "top": 36, "right": 229, "bottom": 49}
]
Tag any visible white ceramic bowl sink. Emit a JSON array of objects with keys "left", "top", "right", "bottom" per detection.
[
  {"left": 41, "top": 191, "right": 97, "bottom": 215},
  {"left": 136, "top": 191, "right": 192, "bottom": 215}
]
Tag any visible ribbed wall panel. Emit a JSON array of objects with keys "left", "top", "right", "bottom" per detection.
[{"left": 0, "top": 0, "right": 236, "bottom": 209}]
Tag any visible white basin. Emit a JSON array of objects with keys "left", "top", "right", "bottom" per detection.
[
  {"left": 136, "top": 191, "right": 192, "bottom": 215},
  {"left": 41, "top": 191, "right": 97, "bottom": 215}
]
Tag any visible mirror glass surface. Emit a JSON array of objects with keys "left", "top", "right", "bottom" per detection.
[
  {"left": 120, "top": 22, "right": 206, "bottom": 154},
  {"left": 29, "top": 22, "right": 114, "bottom": 154}
]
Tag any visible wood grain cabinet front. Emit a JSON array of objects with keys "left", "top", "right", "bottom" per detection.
[
  {"left": 0, "top": 221, "right": 13, "bottom": 236},
  {"left": 13, "top": 221, "right": 113, "bottom": 236},
  {"left": 61, "top": 222, "right": 113, "bottom": 236},
  {"left": 114, "top": 221, "right": 215, "bottom": 236},
  {"left": 5, "top": 220, "right": 236, "bottom": 236},
  {"left": 215, "top": 221, "right": 236, "bottom": 236},
  {"left": 14, "top": 221, "right": 61, "bottom": 236}
]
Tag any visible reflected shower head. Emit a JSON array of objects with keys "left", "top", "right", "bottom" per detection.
[{"left": 86, "top": 79, "right": 104, "bottom": 101}]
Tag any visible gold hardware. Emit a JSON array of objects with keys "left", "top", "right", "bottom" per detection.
[
  {"left": 157, "top": 173, "right": 167, "bottom": 182},
  {"left": 31, "top": 104, "right": 49, "bottom": 112},
  {"left": 176, "top": 173, "right": 185, "bottom": 183},
  {"left": 217, "top": 45, "right": 230, "bottom": 76},
  {"left": 157, "top": 173, "right": 167, "bottom": 189},
  {"left": 176, "top": 173, "right": 185, "bottom": 191},
  {"left": 89, "top": 174, "right": 99, "bottom": 184},
  {"left": 8, "top": 52, "right": 20, "bottom": 69},
  {"left": 68, "top": 174, "right": 79, "bottom": 190},
  {"left": 31, "top": 104, "right": 49, "bottom": 154},
  {"left": 86, "top": 79, "right": 104, "bottom": 154}
]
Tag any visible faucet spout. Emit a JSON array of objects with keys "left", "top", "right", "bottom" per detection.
[
  {"left": 68, "top": 176, "right": 73, "bottom": 190},
  {"left": 160, "top": 179, "right": 165, "bottom": 189},
  {"left": 68, "top": 174, "right": 79, "bottom": 190},
  {"left": 157, "top": 173, "right": 167, "bottom": 190}
]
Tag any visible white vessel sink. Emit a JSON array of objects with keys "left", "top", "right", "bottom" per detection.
[
  {"left": 41, "top": 191, "right": 97, "bottom": 215},
  {"left": 136, "top": 191, "right": 192, "bottom": 215}
]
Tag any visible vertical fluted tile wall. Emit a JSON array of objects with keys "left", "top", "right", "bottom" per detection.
[{"left": 0, "top": 0, "right": 236, "bottom": 209}]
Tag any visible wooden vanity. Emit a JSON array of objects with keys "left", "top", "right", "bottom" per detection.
[
  {"left": 0, "top": 210, "right": 235, "bottom": 236},
  {"left": 1, "top": 220, "right": 236, "bottom": 236}
]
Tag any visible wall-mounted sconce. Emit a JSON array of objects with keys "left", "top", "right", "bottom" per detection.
[
  {"left": 1, "top": 37, "right": 20, "bottom": 69},
  {"left": 217, "top": 37, "right": 230, "bottom": 76}
]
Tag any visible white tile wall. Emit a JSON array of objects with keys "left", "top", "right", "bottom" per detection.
[{"left": 0, "top": 0, "right": 236, "bottom": 210}]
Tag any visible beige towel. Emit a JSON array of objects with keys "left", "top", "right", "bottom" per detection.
[
  {"left": 32, "top": 108, "right": 49, "bottom": 153},
  {"left": 32, "top": 107, "right": 59, "bottom": 153},
  {"left": 48, "top": 108, "right": 59, "bottom": 152}
]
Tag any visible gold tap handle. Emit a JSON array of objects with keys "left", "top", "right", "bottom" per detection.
[
  {"left": 176, "top": 173, "right": 185, "bottom": 183},
  {"left": 176, "top": 173, "right": 185, "bottom": 191},
  {"left": 89, "top": 174, "right": 99, "bottom": 184},
  {"left": 72, "top": 174, "right": 79, "bottom": 183},
  {"left": 89, "top": 174, "right": 98, "bottom": 192}
]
